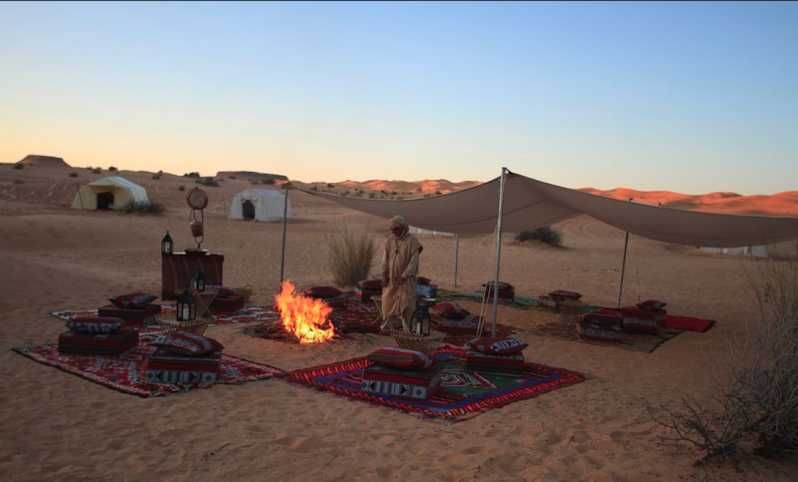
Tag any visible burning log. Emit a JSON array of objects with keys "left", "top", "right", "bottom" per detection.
[{"left": 273, "top": 281, "right": 336, "bottom": 344}]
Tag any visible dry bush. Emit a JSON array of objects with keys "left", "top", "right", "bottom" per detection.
[
  {"left": 653, "top": 260, "right": 798, "bottom": 462},
  {"left": 12, "top": 163, "right": 24, "bottom": 170},
  {"left": 91, "top": 168, "right": 102, "bottom": 174},
  {"left": 108, "top": 166, "right": 118, "bottom": 172},
  {"left": 68, "top": 172, "right": 78, "bottom": 178},
  {"left": 326, "top": 225, "right": 377, "bottom": 287},
  {"left": 123, "top": 202, "right": 165, "bottom": 215}
]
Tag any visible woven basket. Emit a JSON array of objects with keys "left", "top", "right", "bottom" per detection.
[
  {"left": 391, "top": 330, "right": 446, "bottom": 355},
  {"left": 157, "top": 317, "right": 209, "bottom": 336}
]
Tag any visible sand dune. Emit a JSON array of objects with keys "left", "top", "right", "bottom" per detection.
[{"left": 581, "top": 186, "right": 798, "bottom": 217}]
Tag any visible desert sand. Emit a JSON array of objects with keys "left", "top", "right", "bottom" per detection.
[{"left": 1, "top": 163, "right": 798, "bottom": 481}]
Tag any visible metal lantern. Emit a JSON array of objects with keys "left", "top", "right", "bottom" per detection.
[
  {"left": 161, "top": 230, "right": 173, "bottom": 255},
  {"left": 413, "top": 300, "right": 431, "bottom": 336},
  {"left": 191, "top": 270, "right": 206, "bottom": 292},
  {"left": 176, "top": 289, "right": 196, "bottom": 322}
]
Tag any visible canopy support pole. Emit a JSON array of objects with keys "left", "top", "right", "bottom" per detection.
[
  {"left": 453, "top": 234, "right": 460, "bottom": 288},
  {"left": 279, "top": 187, "right": 290, "bottom": 284},
  {"left": 617, "top": 231, "right": 630, "bottom": 309},
  {"left": 491, "top": 167, "right": 508, "bottom": 337}
]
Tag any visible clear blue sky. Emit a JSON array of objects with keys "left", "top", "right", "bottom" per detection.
[{"left": 1, "top": 2, "right": 796, "bottom": 194}]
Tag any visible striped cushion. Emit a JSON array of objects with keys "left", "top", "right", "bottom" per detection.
[
  {"left": 467, "top": 337, "right": 528, "bottom": 355},
  {"left": 67, "top": 316, "right": 123, "bottom": 334},
  {"left": 151, "top": 332, "right": 224, "bottom": 357},
  {"left": 367, "top": 347, "right": 432, "bottom": 371}
]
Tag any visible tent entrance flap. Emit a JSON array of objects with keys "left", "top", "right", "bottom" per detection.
[
  {"left": 97, "top": 191, "right": 114, "bottom": 210},
  {"left": 242, "top": 200, "right": 255, "bottom": 220}
]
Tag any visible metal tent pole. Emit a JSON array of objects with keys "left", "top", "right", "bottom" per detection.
[
  {"left": 453, "top": 234, "right": 460, "bottom": 288},
  {"left": 616, "top": 231, "right": 630, "bottom": 309},
  {"left": 616, "top": 200, "right": 635, "bottom": 309},
  {"left": 279, "top": 187, "right": 290, "bottom": 284},
  {"left": 491, "top": 167, "right": 508, "bottom": 337}
]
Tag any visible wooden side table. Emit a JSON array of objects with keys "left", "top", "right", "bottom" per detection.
[{"left": 161, "top": 251, "right": 224, "bottom": 300}]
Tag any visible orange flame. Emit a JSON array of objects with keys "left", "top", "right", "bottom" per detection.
[{"left": 274, "top": 281, "right": 335, "bottom": 344}]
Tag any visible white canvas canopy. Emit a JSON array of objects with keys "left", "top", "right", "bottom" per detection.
[
  {"left": 304, "top": 171, "right": 798, "bottom": 247},
  {"left": 71, "top": 176, "right": 150, "bottom": 210},
  {"left": 302, "top": 169, "right": 798, "bottom": 335},
  {"left": 228, "top": 189, "right": 292, "bottom": 221}
]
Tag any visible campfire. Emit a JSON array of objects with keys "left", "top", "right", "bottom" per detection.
[{"left": 273, "top": 281, "right": 335, "bottom": 344}]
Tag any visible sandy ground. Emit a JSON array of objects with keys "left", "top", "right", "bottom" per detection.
[{"left": 1, "top": 165, "right": 797, "bottom": 481}]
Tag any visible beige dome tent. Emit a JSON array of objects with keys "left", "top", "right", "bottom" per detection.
[
  {"left": 228, "top": 188, "right": 291, "bottom": 221},
  {"left": 71, "top": 176, "right": 150, "bottom": 211}
]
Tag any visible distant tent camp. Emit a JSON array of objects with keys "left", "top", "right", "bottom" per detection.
[
  {"left": 71, "top": 176, "right": 150, "bottom": 211},
  {"left": 701, "top": 245, "right": 769, "bottom": 258},
  {"left": 228, "top": 189, "right": 292, "bottom": 221}
]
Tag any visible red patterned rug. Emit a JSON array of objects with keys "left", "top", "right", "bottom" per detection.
[
  {"left": 50, "top": 304, "right": 280, "bottom": 326},
  {"left": 286, "top": 346, "right": 585, "bottom": 421},
  {"left": 13, "top": 343, "right": 284, "bottom": 398}
]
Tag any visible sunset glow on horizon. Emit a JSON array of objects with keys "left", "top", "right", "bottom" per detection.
[{"left": 2, "top": 2, "right": 797, "bottom": 194}]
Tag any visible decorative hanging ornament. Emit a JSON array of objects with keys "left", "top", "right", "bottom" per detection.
[{"left": 186, "top": 187, "right": 208, "bottom": 252}]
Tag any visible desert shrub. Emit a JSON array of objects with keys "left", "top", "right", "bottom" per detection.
[
  {"left": 195, "top": 177, "right": 220, "bottom": 187},
  {"left": 368, "top": 192, "right": 376, "bottom": 199},
  {"left": 178, "top": 185, "right": 186, "bottom": 191},
  {"left": 152, "top": 170, "right": 163, "bottom": 180},
  {"left": 653, "top": 260, "right": 798, "bottom": 462},
  {"left": 12, "top": 163, "right": 24, "bottom": 170},
  {"left": 228, "top": 175, "right": 237, "bottom": 180},
  {"left": 327, "top": 183, "right": 335, "bottom": 188},
  {"left": 516, "top": 227, "right": 562, "bottom": 247},
  {"left": 68, "top": 172, "right": 78, "bottom": 178},
  {"left": 261, "top": 178, "right": 276, "bottom": 185},
  {"left": 123, "top": 202, "right": 165, "bottom": 215},
  {"left": 183, "top": 172, "right": 200, "bottom": 178},
  {"left": 92, "top": 168, "right": 102, "bottom": 174},
  {"left": 108, "top": 166, "right": 118, "bottom": 172},
  {"left": 326, "top": 226, "right": 377, "bottom": 287}
]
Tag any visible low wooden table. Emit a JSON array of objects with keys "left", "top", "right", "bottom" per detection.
[{"left": 161, "top": 251, "right": 224, "bottom": 300}]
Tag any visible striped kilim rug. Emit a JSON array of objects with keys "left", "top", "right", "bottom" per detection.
[{"left": 287, "top": 346, "right": 584, "bottom": 421}]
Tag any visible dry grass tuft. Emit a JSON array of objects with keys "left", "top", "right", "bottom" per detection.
[{"left": 326, "top": 225, "right": 377, "bottom": 287}]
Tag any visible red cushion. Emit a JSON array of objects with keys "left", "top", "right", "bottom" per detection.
[
  {"left": 431, "top": 302, "right": 469, "bottom": 320},
  {"left": 636, "top": 299, "right": 667, "bottom": 312},
  {"left": 367, "top": 347, "right": 432, "bottom": 371},
  {"left": 109, "top": 293, "right": 158, "bottom": 309},
  {"left": 467, "top": 337, "right": 528, "bottom": 355},
  {"left": 68, "top": 316, "right": 124, "bottom": 334},
  {"left": 151, "top": 332, "right": 224, "bottom": 357},
  {"left": 358, "top": 279, "right": 383, "bottom": 291},
  {"left": 303, "top": 286, "right": 343, "bottom": 299}
]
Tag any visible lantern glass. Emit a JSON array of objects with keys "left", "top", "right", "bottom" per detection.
[
  {"left": 192, "top": 270, "right": 206, "bottom": 292},
  {"left": 161, "top": 231, "right": 173, "bottom": 255},
  {"left": 176, "top": 290, "right": 195, "bottom": 322}
]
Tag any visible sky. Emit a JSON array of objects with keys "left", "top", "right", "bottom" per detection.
[{"left": 1, "top": 2, "right": 797, "bottom": 194}]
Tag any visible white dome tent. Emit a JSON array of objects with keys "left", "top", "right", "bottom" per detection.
[
  {"left": 71, "top": 176, "right": 150, "bottom": 210},
  {"left": 228, "top": 189, "right": 292, "bottom": 221}
]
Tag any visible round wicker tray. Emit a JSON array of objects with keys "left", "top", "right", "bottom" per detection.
[{"left": 390, "top": 329, "right": 446, "bottom": 355}]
